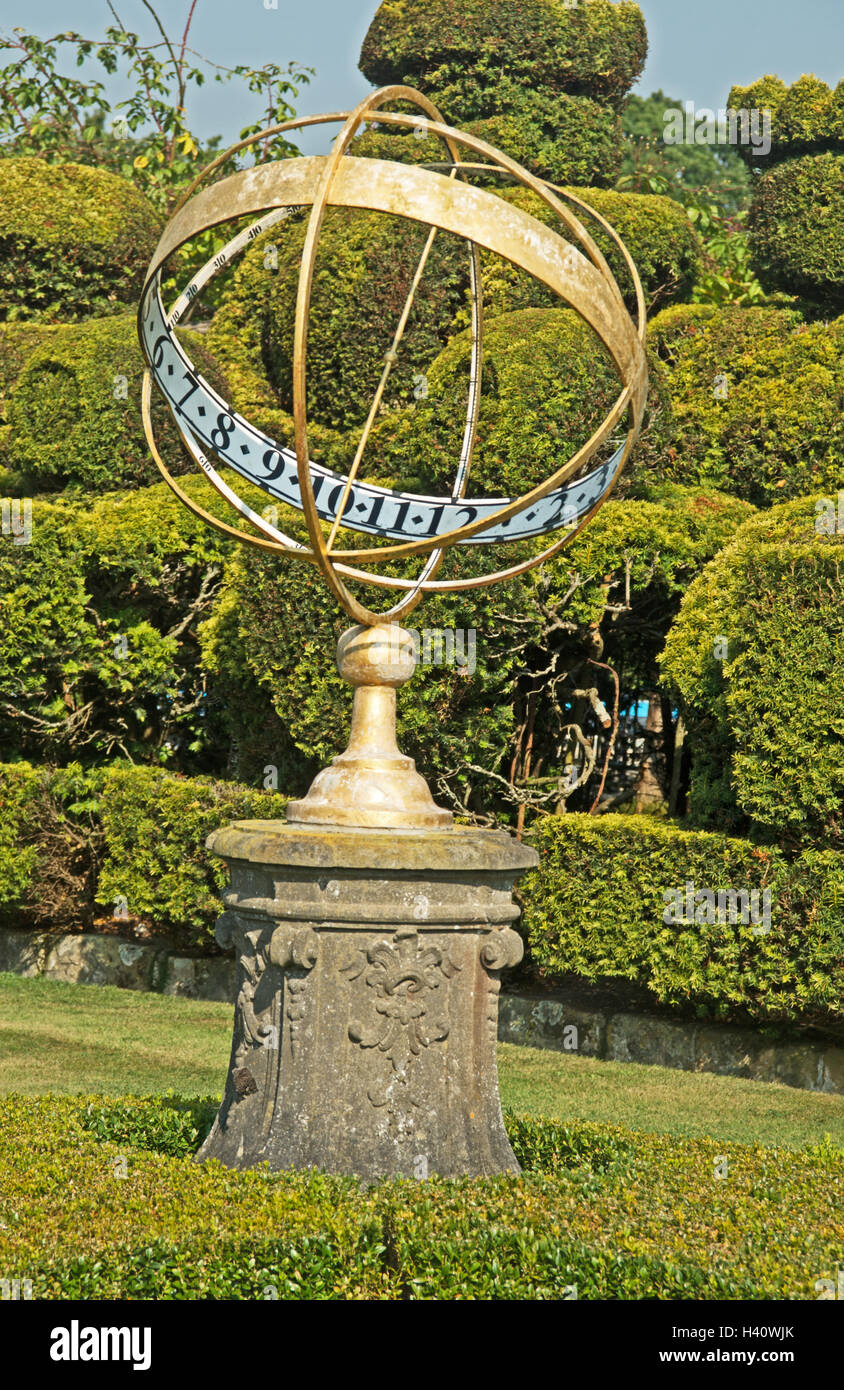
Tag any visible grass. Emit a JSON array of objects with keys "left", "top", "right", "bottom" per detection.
[{"left": 2, "top": 972, "right": 843, "bottom": 1150}]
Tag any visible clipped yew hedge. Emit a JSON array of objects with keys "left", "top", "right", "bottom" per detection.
[
  {"left": 0, "top": 761, "right": 287, "bottom": 947},
  {"left": 635, "top": 303, "right": 844, "bottom": 506},
  {"left": 727, "top": 74, "right": 844, "bottom": 168},
  {"left": 2, "top": 1093, "right": 841, "bottom": 1299},
  {"left": 1, "top": 313, "right": 230, "bottom": 493},
  {"left": 95, "top": 765, "right": 288, "bottom": 943},
  {"left": 747, "top": 153, "right": 844, "bottom": 310},
  {"left": 524, "top": 814, "right": 844, "bottom": 1031},
  {"left": 0, "top": 157, "right": 162, "bottom": 322},
  {"left": 0, "top": 471, "right": 297, "bottom": 769},
  {"left": 360, "top": 0, "right": 648, "bottom": 112},
  {"left": 661, "top": 497, "right": 844, "bottom": 850}
]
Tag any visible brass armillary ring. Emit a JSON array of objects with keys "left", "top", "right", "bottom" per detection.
[{"left": 139, "top": 86, "right": 649, "bottom": 627}]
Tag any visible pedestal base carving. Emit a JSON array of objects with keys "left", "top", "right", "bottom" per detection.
[{"left": 197, "top": 822, "right": 537, "bottom": 1180}]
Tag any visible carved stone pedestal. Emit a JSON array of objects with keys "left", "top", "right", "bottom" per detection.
[{"left": 197, "top": 820, "right": 537, "bottom": 1179}]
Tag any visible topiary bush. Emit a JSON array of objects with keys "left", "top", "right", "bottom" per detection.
[
  {"left": 0, "top": 761, "right": 288, "bottom": 945},
  {"left": 633, "top": 303, "right": 844, "bottom": 506},
  {"left": 95, "top": 765, "right": 288, "bottom": 947},
  {"left": 360, "top": 0, "right": 648, "bottom": 113},
  {"left": 747, "top": 153, "right": 844, "bottom": 310},
  {"left": 727, "top": 74, "right": 844, "bottom": 168},
  {"left": 523, "top": 813, "right": 844, "bottom": 1031},
  {"left": 660, "top": 497, "right": 844, "bottom": 847},
  {"left": 468, "top": 185, "right": 701, "bottom": 317},
  {"left": 0, "top": 472, "right": 280, "bottom": 770},
  {"left": 1, "top": 312, "right": 231, "bottom": 493},
  {"left": 0, "top": 157, "right": 162, "bottom": 322}
]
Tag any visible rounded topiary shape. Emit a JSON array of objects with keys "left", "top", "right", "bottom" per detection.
[
  {"left": 465, "top": 185, "right": 701, "bottom": 319},
  {"left": 207, "top": 207, "right": 471, "bottom": 437},
  {"left": 727, "top": 74, "right": 844, "bottom": 168},
  {"left": 748, "top": 153, "right": 844, "bottom": 308},
  {"left": 364, "top": 306, "right": 620, "bottom": 498},
  {"left": 661, "top": 497, "right": 844, "bottom": 846},
  {"left": 4, "top": 313, "right": 230, "bottom": 492},
  {"left": 466, "top": 92, "right": 623, "bottom": 188},
  {"left": 359, "top": 98, "right": 623, "bottom": 188},
  {"left": 633, "top": 302, "right": 844, "bottom": 506},
  {"left": 0, "top": 158, "right": 162, "bottom": 322},
  {"left": 360, "top": 0, "right": 648, "bottom": 112}
]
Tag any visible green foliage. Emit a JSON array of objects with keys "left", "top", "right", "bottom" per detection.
[
  {"left": 0, "top": 760, "right": 287, "bottom": 944},
  {"left": 370, "top": 307, "right": 620, "bottom": 497},
  {"left": 636, "top": 304, "right": 844, "bottom": 505},
  {"left": 201, "top": 487, "right": 751, "bottom": 818},
  {"left": 0, "top": 762, "right": 104, "bottom": 930},
  {"left": 0, "top": 763, "right": 40, "bottom": 912},
  {"left": 95, "top": 764, "right": 288, "bottom": 947},
  {"left": 465, "top": 92, "right": 624, "bottom": 188},
  {"left": 0, "top": 158, "right": 161, "bottom": 322},
  {"left": 2, "top": 312, "right": 230, "bottom": 492},
  {"left": 619, "top": 91, "right": 752, "bottom": 213},
  {"left": 79, "top": 1093, "right": 218, "bottom": 1157},
  {"left": 660, "top": 498, "right": 844, "bottom": 847},
  {"left": 0, "top": 20, "right": 310, "bottom": 213},
  {"left": 3, "top": 1093, "right": 842, "bottom": 1299},
  {"left": 0, "top": 474, "right": 268, "bottom": 767},
  {"left": 748, "top": 153, "right": 844, "bottom": 309},
  {"left": 727, "top": 74, "right": 844, "bottom": 168},
  {"left": 685, "top": 199, "right": 767, "bottom": 309},
  {"left": 360, "top": 0, "right": 648, "bottom": 112},
  {"left": 206, "top": 209, "right": 469, "bottom": 440},
  {"left": 469, "top": 185, "right": 701, "bottom": 316},
  {"left": 363, "top": 93, "right": 623, "bottom": 188},
  {"left": 523, "top": 813, "right": 844, "bottom": 1028},
  {"left": 358, "top": 0, "right": 646, "bottom": 188}
]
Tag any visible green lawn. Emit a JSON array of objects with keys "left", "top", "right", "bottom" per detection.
[{"left": 4, "top": 972, "right": 844, "bottom": 1149}]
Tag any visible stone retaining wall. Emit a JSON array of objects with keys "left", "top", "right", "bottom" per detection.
[
  {"left": 498, "top": 994, "right": 844, "bottom": 1096},
  {"left": 2, "top": 928, "right": 842, "bottom": 1095},
  {"left": 0, "top": 929, "right": 235, "bottom": 1002}
]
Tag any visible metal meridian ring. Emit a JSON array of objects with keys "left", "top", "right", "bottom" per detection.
[{"left": 138, "top": 88, "right": 648, "bottom": 625}]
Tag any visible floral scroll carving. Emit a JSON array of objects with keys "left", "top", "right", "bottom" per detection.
[{"left": 343, "top": 929, "right": 461, "bottom": 1075}]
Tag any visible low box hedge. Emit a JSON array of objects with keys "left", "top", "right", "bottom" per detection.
[{"left": 1, "top": 1093, "right": 841, "bottom": 1299}]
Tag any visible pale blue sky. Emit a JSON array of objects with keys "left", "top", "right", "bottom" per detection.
[{"left": 3, "top": 0, "right": 843, "bottom": 153}]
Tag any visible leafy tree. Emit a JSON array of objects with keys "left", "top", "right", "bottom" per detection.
[
  {"left": 0, "top": 4, "right": 311, "bottom": 209},
  {"left": 619, "top": 90, "right": 752, "bottom": 212}
]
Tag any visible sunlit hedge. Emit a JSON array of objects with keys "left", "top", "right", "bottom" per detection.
[
  {"left": 2, "top": 1093, "right": 841, "bottom": 1299},
  {"left": 0, "top": 157, "right": 161, "bottom": 322},
  {"left": 661, "top": 497, "right": 844, "bottom": 847}
]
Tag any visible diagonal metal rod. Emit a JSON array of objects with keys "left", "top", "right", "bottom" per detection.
[{"left": 325, "top": 168, "right": 459, "bottom": 553}]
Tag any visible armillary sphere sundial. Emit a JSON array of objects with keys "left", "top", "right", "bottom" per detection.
[{"left": 138, "top": 86, "right": 648, "bottom": 1179}]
